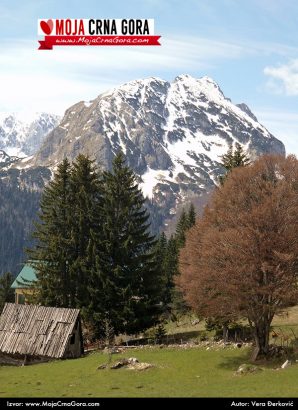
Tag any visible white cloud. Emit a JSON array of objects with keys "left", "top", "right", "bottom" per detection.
[
  {"left": 256, "top": 109, "right": 298, "bottom": 155},
  {"left": 264, "top": 59, "right": 298, "bottom": 96},
  {"left": 1, "top": 34, "right": 297, "bottom": 116},
  {"left": 0, "top": 36, "right": 247, "bottom": 114}
]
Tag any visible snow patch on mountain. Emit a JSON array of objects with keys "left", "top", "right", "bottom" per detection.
[
  {"left": 29, "top": 74, "right": 284, "bottom": 216},
  {"left": 141, "top": 168, "right": 167, "bottom": 199},
  {"left": 0, "top": 112, "right": 60, "bottom": 156}
]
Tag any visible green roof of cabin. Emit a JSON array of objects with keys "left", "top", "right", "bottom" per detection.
[{"left": 11, "top": 265, "right": 37, "bottom": 289}]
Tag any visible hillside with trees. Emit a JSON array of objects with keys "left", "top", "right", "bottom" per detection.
[{"left": 0, "top": 180, "right": 40, "bottom": 276}]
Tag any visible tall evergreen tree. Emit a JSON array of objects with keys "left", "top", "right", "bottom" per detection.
[
  {"left": 68, "top": 155, "right": 102, "bottom": 308},
  {"left": 155, "top": 232, "right": 168, "bottom": 281},
  {"left": 187, "top": 203, "right": 196, "bottom": 228},
  {"left": 28, "top": 159, "right": 72, "bottom": 306},
  {"left": 175, "top": 204, "right": 196, "bottom": 247},
  {"left": 154, "top": 232, "right": 175, "bottom": 313},
  {"left": 88, "top": 152, "right": 162, "bottom": 335},
  {"left": 175, "top": 209, "right": 188, "bottom": 247},
  {"left": 163, "top": 235, "right": 179, "bottom": 312},
  {"left": 29, "top": 156, "right": 102, "bottom": 309},
  {"left": 232, "top": 143, "right": 250, "bottom": 168},
  {"left": 219, "top": 143, "right": 250, "bottom": 185},
  {"left": 169, "top": 204, "right": 197, "bottom": 318},
  {"left": 0, "top": 272, "right": 14, "bottom": 311}
]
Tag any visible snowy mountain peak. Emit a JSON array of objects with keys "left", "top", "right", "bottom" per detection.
[
  {"left": 0, "top": 149, "right": 20, "bottom": 169},
  {"left": 30, "top": 74, "right": 284, "bottom": 220},
  {"left": 0, "top": 112, "right": 60, "bottom": 156},
  {"left": 112, "top": 76, "right": 167, "bottom": 99},
  {"left": 173, "top": 74, "right": 224, "bottom": 99}
]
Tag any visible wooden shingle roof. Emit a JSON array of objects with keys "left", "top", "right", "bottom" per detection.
[{"left": 0, "top": 303, "right": 80, "bottom": 358}]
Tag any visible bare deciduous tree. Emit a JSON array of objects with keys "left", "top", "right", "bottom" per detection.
[{"left": 178, "top": 155, "right": 298, "bottom": 359}]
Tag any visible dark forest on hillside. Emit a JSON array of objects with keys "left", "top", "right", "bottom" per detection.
[{"left": 0, "top": 181, "right": 40, "bottom": 276}]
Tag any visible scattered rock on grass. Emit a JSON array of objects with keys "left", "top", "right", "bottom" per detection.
[
  {"left": 111, "top": 358, "right": 130, "bottom": 369},
  {"left": 128, "top": 357, "right": 139, "bottom": 364},
  {"left": 192, "top": 319, "right": 200, "bottom": 326},
  {"left": 127, "top": 362, "right": 153, "bottom": 371},
  {"left": 236, "top": 363, "right": 262, "bottom": 375},
  {"left": 109, "top": 357, "right": 153, "bottom": 371},
  {"left": 97, "top": 364, "right": 108, "bottom": 370}
]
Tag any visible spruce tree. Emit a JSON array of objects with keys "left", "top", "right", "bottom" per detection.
[
  {"left": 154, "top": 232, "right": 171, "bottom": 313},
  {"left": 166, "top": 234, "right": 189, "bottom": 319},
  {"left": 175, "top": 209, "right": 188, "bottom": 247},
  {"left": 29, "top": 159, "right": 72, "bottom": 306},
  {"left": 220, "top": 146, "right": 234, "bottom": 173},
  {"left": 168, "top": 204, "right": 196, "bottom": 318},
  {"left": 68, "top": 155, "right": 102, "bottom": 308},
  {"left": 0, "top": 272, "right": 14, "bottom": 311},
  {"left": 155, "top": 232, "right": 167, "bottom": 282},
  {"left": 232, "top": 143, "right": 250, "bottom": 168},
  {"left": 187, "top": 203, "right": 196, "bottom": 228},
  {"left": 163, "top": 235, "right": 179, "bottom": 311},
  {"left": 29, "top": 155, "right": 102, "bottom": 309},
  {"left": 89, "top": 152, "right": 162, "bottom": 335},
  {"left": 219, "top": 143, "right": 250, "bottom": 185}
]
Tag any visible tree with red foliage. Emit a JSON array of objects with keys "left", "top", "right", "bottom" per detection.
[{"left": 178, "top": 155, "right": 298, "bottom": 360}]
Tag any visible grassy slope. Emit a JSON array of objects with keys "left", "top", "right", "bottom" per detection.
[
  {"left": 1, "top": 306, "right": 298, "bottom": 398},
  {"left": 0, "top": 347, "right": 298, "bottom": 398},
  {"left": 161, "top": 306, "right": 298, "bottom": 344},
  {"left": 272, "top": 306, "right": 298, "bottom": 337}
]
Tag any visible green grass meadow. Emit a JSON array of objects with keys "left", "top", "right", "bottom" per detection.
[
  {"left": 1, "top": 347, "right": 298, "bottom": 398},
  {"left": 1, "top": 306, "right": 298, "bottom": 398}
]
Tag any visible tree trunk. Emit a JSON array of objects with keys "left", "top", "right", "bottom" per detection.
[
  {"left": 223, "top": 324, "right": 229, "bottom": 342},
  {"left": 252, "top": 320, "right": 271, "bottom": 360}
]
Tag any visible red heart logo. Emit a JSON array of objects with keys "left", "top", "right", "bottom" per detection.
[{"left": 40, "top": 19, "right": 53, "bottom": 35}]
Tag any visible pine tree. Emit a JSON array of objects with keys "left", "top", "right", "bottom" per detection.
[
  {"left": 175, "top": 209, "right": 188, "bottom": 247},
  {"left": 232, "top": 143, "right": 250, "bottom": 168},
  {"left": 219, "top": 143, "right": 250, "bottom": 185},
  {"left": 220, "top": 146, "right": 234, "bottom": 173},
  {"left": 169, "top": 204, "right": 197, "bottom": 318},
  {"left": 28, "top": 156, "right": 102, "bottom": 309},
  {"left": 163, "top": 235, "right": 179, "bottom": 310},
  {"left": 0, "top": 272, "right": 14, "bottom": 311},
  {"left": 154, "top": 232, "right": 168, "bottom": 293},
  {"left": 88, "top": 152, "right": 162, "bottom": 335},
  {"left": 68, "top": 155, "right": 102, "bottom": 308},
  {"left": 153, "top": 204, "right": 197, "bottom": 319},
  {"left": 28, "top": 159, "right": 72, "bottom": 307},
  {"left": 166, "top": 234, "right": 189, "bottom": 319},
  {"left": 154, "top": 232, "right": 177, "bottom": 314},
  {"left": 187, "top": 203, "right": 196, "bottom": 228}
]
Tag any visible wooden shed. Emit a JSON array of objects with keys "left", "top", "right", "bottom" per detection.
[{"left": 0, "top": 303, "right": 83, "bottom": 363}]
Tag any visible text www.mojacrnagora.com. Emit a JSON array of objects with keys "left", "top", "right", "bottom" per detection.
[{"left": 6, "top": 401, "right": 101, "bottom": 408}]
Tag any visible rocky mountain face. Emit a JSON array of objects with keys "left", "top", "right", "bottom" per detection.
[
  {"left": 30, "top": 74, "right": 284, "bottom": 218},
  {"left": 0, "top": 75, "right": 286, "bottom": 274},
  {"left": 0, "top": 151, "right": 51, "bottom": 191},
  {"left": 0, "top": 112, "right": 60, "bottom": 157},
  {"left": 0, "top": 150, "right": 19, "bottom": 168}
]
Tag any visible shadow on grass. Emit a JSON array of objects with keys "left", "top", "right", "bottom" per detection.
[
  {"left": 217, "top": 348, "right": 290, "bottom": 371},
  {"left": 166, "top": 330, "right": 201, "bottom": 342},
  {"left": 127, "top": 330, "right": 202, "bottom": 346},
  {"left": 217, "top": 349, "right": 252, "bottom": 371}
]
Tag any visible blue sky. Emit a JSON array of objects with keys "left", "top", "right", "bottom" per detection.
[{"left": 0, "top": 0, "right": 297, "bottom": 153}]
